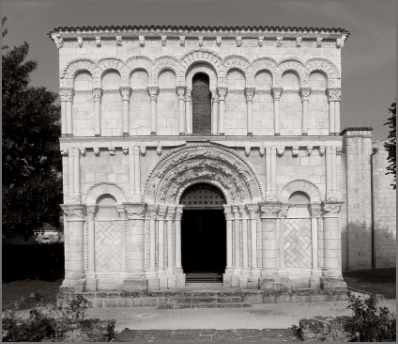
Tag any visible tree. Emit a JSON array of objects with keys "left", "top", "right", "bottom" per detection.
[
  {"left": 2, "top": 17, "right": 63, "bottom": 239},
  {"left": 384, "top": 100, "right": 396, "bottom": 189}
]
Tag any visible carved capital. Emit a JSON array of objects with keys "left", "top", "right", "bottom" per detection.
[
  {"left": 116, "top": 36, "right": 122, "bottom": 46},
  {"left": 176, "top": 86, "right": 186, "bottom": 99},
  {"left": 260, "top": 202, "right": 281, "bottom": 218},
  {"left": 278, "top": 203, "right": 289, "bottom": 218},
  {"left": 147, "top": 86, "right": 159, "bottom": 100},
  {"left": 59, "top": 88, "right": 73, "bottom": 102},
  {"left": 300, "top": 87, "right": 311, "bottom": 101},
  {"left": 166, "top": 206, "right": 176, "bottom": 220},
  {"left": 319, "top": 146, "right": 326, "bottom": 156},
  {"left": 323, "top": 202, "right": 344, "bottom": 215},
  {"left": 211, "top": 93, "right": 219, "bottom": 103},
  {"left": 309, "top": 203, "right": 322, "bottom": 217},
  {"left": 239, "top": 205, "right": 248, "bottom": 217},
  {"left": 232, "top": 205, "right": 241, "bottom": 219},
  {"left": 52, "top": 34, "right": 63, "bottom": 48},
  {"left": 276, "top": 146, "right": 285, "bottom": 156},
  {"left": 161, "top": 35, "right": 167, "bottom": 46},
  {"left": 175, "top": 205, "right": 184, "bottom": 221},
  {"left": 120, "top": 86, "right": 131, "bottom": 101},
  {"left": 223, "top": 204, "right": 233, "bottom": 220},
  {"left": 86, "top": 205, "right": 97, "bottom": 221},
  {"left": 336, "top": 147, "right": 343, "bottom": 156},
  {"left": 157, "top": 204, "right": 168, "bottom": 219},
  {"left": 185, "top": 88, "right": 192, "bottom": 101},
  {"left": 292, "top": 146, "right": 299, "bottom": 157},
  {"left": 246, "top": 204, "right": 259, "bottom": 218},
  {"left": 217, "top": 87, "right": 228, "bottom": 99},
  {"left": 244, "top": 87, "right": 255, "bottom": 102},
  {"left": 93, "top": 88, "right": 102, "bottom": 101},
  {"left": 61, "top": 204, "right": 84, "bottom": 219},
  {"left": 327, "top": 87, "right": 341, "bottom": 102},
  {"left": 146, "top": 204, "right": 158, "bottom": 219},
  {"left": 116, "top": 204, "right": 125, "bottom": 214},
  {"left": 272, "top": 87, "right": 283, "bottom": 101},
  {"left": 124, "top": 203, "right": 146, "bottom": 220}
]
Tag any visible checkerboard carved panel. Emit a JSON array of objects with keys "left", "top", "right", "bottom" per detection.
[
  {"left": 95, "top": 221, "right": 122, "bottom": 272},
  {"left": 284, "top": 218, "right": 312, "bottom": 268}
]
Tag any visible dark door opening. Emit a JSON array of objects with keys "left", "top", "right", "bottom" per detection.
[
  {"left": 192, "top": 73, "right": 211, "bottom": 135},
  {"left": 181, "top": 209, "right": 226, "bottom": 274}
]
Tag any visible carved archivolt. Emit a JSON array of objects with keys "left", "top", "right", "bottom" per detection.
[
  {"left": 278, "top": 179, "right": 322, "bottom": 203},
  {"left": 60, "top": 49, "right": 341, "bottom": 90},
  {"left": 185, "top": 63, "right": 218, "bottom": 90},
  {"left": 143, "top": 144, "right": 264, "bottom": 204},
  {"left": 84, "top": 182, "right": 128, "bottom": 204}
]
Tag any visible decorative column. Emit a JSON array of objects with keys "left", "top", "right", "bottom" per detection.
[
  {"left": 147, "top": 86, "right": 159, "bottom": 135},
  {"left": 211, "top": 93, "right": 219, "bottom": 135},
  {"left": 73, "top": 148, "right": 81, "bottom": 203},
  {"left": 133, "top": 146, "right": 141, "bottom": 201},
  {"left": 247, "top": 204, "right": 260, "bottom": 289},
  {"left": 60, "top": 204, "right": 85, "bottom": 291},
  {"left": 116, "top": 205, "right": 128, "bottom": 280},
  {"left": 174, "top": 205, "right": 184, "bottom": 275},
  {"left": 185, "top": 88, "right": 192, "bottom": 134},
  {"left": 331, "top": 147, "right": 337, "bottom": 196},
  {"left": 128, "top": 147, "right": 135, "bottom": 200},
  {"left": 59, "top": 88, "right": 73, "bottom": 136},
  {"left": 93, "top": 88, "right": 102, "bottom": 136},
  {"left": 277, "top": 203, "right": 289, "bottom": 273},
  {"left": 259, "top": 202, "right": 280, "bottom": 289},
  {"left": 120, "top": 86, "right": 131, "bottom": 136},
  {"left": 272, "top": 87, "right": 283, "bottom": 136},
  {"left": 334, "top": 89, "right": 341, "bottom": 134},
  {"left": 146, "top": 204, "right": 157, "bottom": 283},
  {"left": 157, "top": 204, "right": 168, "bottom": 289},
  {"left": 245, "top": 87, "right": 255, "bottom": 136},
  {"left": 322, "top": 202, "right": 347, "bottom": 290},
  {"left": 217, "top": 87, "right": 227, "bottom": 135},
  {"left": 232, "top": 205, "right": 242, "bottom": 281},
  {"left": 327, "top": 88, "right": 336, "bottom": 135},
  {"left": 123, "top": 203, "right": 147, "bottom": 291},
  {"left": 300, "top": 87, "right": 311, "bottom": 135},
  {"left": 239, "top": 205, "right": 250, "bottom": 277},
  {"left": 85, "top": 205, "right": 97, "bottom": 291},
  {"left": 328, "top": 87, "right": 341, "bottom": 134},
  {"left": 68, "top": 148, "right": 75, "bottom": 202},
  {"left": 223, "top": 205, "right": 234, "bottom": 287},
  {"left": 176, "top": 86, "right": 186, "bottom": 135},
  {"left": 326, "top": 146, "right": 333, "bottom": 199},
  {"left": 165, "top": 206, "right": 175, "bottom": 276},
  {"left": 270, "top": 147, "right": 277, "bottom": 198},
  {"left": 309, "top": 203, "right": 322, "bottom": 288}
]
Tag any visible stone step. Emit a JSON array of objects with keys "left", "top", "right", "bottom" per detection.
[
  {"left": 158, "top": 302, "right": 252, "bottom": 309},
  {"left": 168, "top": 296, "right": 243, "bottom": 304}
]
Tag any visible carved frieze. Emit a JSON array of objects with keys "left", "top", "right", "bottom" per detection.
[
  {"left": 260, "top": 202, "right": 281, "bottom": 218},
  {"left": 61, "top": 204, "right": 84, "bottom": 219},
  {"left": 124, "top": 203, "right": 146, "bottom": 220},
  {"left": 323, "top": 202, "right": 344, "bottom": 215}
]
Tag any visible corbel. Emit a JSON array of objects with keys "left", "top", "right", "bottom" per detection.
[
  {"left": 53, "top": 34, "right": 63, "bottom": 49},
  {"left": 276, "top": 147, "right": 285, "bottom": 156},
  {"left": 80, "top": 148, "right": 86, "bottom": 156},
  {"left": 122, "top": 146, "right": 129, "bottom": 155},
  {"left": 259, "top": 147, "right": 265, "bottom": 157},
  {"left": 116, "top": 36, "right": 122, "bottom": 46},
  {"left": 77, "top": 36, "right": 83, "bottom": 48},
  {"left": 109, "top": 147, "right": 116, "bottom": 156},
  {"left": 60, "top": 149, "right": 68, "bottom": 157},
  {"left": 216, "top": 36, "right": 222, "bottom": 46},
  {"left": 276, "top": 37, "right": 283, "bottom": 47},
  {"left": 296, "top": 37, "right": 302, "bottom": 47},
  {"left": 180, "top": 36, "right": 185, "bottom": 46},
  {"left": 140, "top": 145, "right": 147, "bottom": 155},
  {"left": 245, "top": 146, "right": 251, "bottom": 157},
  {"left": 139, "top": 36, "right": 145, "bottom": 47},
  {"left": 95, "top": 36, "right": 101, "bottom": 47},
  {"left": 319, "top": 146, "right": 325, "bottom": 156},
  {"left": 94, "top": 147, "right": 100, "bottom": 156},
  {"left": 292, "top": 146, "right": 299, "bottom": 157},
  {"left": 198, "top": 36, "right": 203, "bottom": 47},
  {"left": 258, "top": 36, "right": 264, "bottom": 47},
  {"left": 161, "top": 36, "right": 167, "bottom": 46},
  {"left": 316, "top": 37, "right": 323, "bottom": 48},
  {"left": 306, "top": 146, "right": 313, "bottom": 156},
  {"left": 336, "top": 34, "right": 347, "bottom": 49},
  {"left": 157, "top": 144, "right": 162, "bottom": 156},
  {"left": 236, "top": 36, "right": 242, "bottom": 47}
]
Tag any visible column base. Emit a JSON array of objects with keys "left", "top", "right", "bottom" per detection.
[
  {"left": 247, "top": 132, "right": 253, "bottom": 137},
  {"left": 250, "top": 268, "right": 261, "bottom": 276},
  {"left": 231, "top": 275, "right": 240, "bottom": 287},
  {"left": 241, "top": 268, "right": 251, "bottom": 276},
  {"left": 239, "top": 276, "right": 248, "bottom": 288},
  {"left": 179, "top": 132, "right": 185, "bottom": 136},
  {"left": 65, "top": 133, "right": 73, "bottom": 137},
  {"left": 95, "top": 134, "right": 101, "bottom": 137},
  {"left": 224, "top": 267, "right": 234, "bottom": 275},
  {"left": 150, "top": 132, "right": 157, "bottom": 135},
  {"left": 176, "top": 274, "right": 186, "bottom": 288},
  {"left": 233, "top": 268, "right": 242, "bottom": 276},
  {"left": 302, "top": 133, "right": 308, "bottom": 136},
  {"left": 247, "top": 276, "right": 259, "bottom": 289},
  {"left": 85, "top": 278, "right": 98, "bottom": 292},
  {"left": 167, "top": 276, "right": 176, "bottom": 289},
  {"left": 123, "top": 132, "right": 130, "bottom": 137},
  {"left": 274, "top": 133, "right": 280, "bottom": 136},
  {"left": 122, "top": 278, "right": 148, "bottom": 292},
  {"left": 223, "top": 274, "right": 232, "bottom": 287},
  {"left": 148, "top": 278, "right": 160, "bottom": 291},
  {"left": 173, "top": 267, "right": 184, "bottom": 275},
  {"left": 219, "top": 133, "right": 225, "bottom": 136},
  {"left": 159, "top": 276, "right": 168, "bottom": 290}
]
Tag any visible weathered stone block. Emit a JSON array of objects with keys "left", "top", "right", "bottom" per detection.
[{"left": 122, "top": 278, "right": 147, "bottom": 292}]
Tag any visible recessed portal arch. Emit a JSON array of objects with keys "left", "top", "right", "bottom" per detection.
[{"left": 179, "top": 183, "right": 227, "bottom": 278}]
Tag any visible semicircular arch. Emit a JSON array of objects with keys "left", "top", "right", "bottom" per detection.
[
  {"left": 223, "top": 55, "right": 253, "bottom": 87},
  {"left": 153, "top": 56, "right": 180, "bottom": 85},
  {"left": 84, "top": 182, "right": 128, "bottom": 205},
  {"left": 278, "top": 179, "right": 322, "bottom": 203},
  {"left": 276, "top": 58, "right": 307, "bottom": 87},
  {"left": 61, "top": 58, "right": 97, "bottom": 87},
  {"left": 251, "top": 57, "right": 278, "bottom": 87},
  {"left": 185, "top": 63, "right": 218, "bottom": 91},
  {"left": 305, "top": 57, "right": 340, "bottom": 87}
]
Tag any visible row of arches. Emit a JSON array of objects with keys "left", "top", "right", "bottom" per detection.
[{"left": 60, "top": 50, "right": 340, "bottom": 89}]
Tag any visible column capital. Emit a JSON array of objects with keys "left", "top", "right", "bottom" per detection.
[
  {"left": 309, "top": 202, "right": 322, "bottom": 217},
  {"left": 176, "top": 86, "right": 186, "bottom": 99},
  {"left": 239, "top": 204, "right": 248, "bottom": 217},
  {"left": 300, "top": 87, "right": 311, "bottom": 101},
  {"left": 123, "top": 202, "right": 146, "bottom": 220},
  {"left": 165, "top": 205, "right": 176, "bottom": 220},
  {"left": 59, "top": 87, "right": 74, "bottom": 102},
  {"left": 185, "top": 88, "right": 192, "bottom": 101},
  {"left": 272, "top": 87, "right": 283, "bottom": 100},
  {"left": 323, "top": 201, "right": 344, "bottom": 216},
  {"left": 244, "top": 87, "right": 255, "bottom": 102},
  {"left": 147, "top": 86, "right": 159, "bottom": 100},
  {"left": 60, "top": 204, "right": 84, "bottom": 219},
  {"left": 246, "top": 203, "right": 259, "bottom": 217},
  {"left": 93, "top": 88, "right": 102, "bottom": 101},
  {"left": 217, "top": 86, "right": 228, "bottom": 99},
  {"left": 175, "top": 205, "right": 184, "bottom": 221},
  {"left": 278, "top": 203, "right": 289, "bottom": 218},
  {"left": 86, "top": 205, "right": 98, "bottom": 221},
  {"left": 327, "top": 87, "right": 341, "bottom": 102},
  {"left": 211, "top": 91, "right": 219, "bottom": 103},
  {"left": 223, "top": 204, "right": 233, "bottom": 220},
  {"left": 259, "top": 202, "right": 281, "bottom": 218},
  {"left": 232, "top": 205, "right": 241, "bottom": 219},
  {"left": 146, "top": 204, "right": 158, "bottom": 219},
  {"left": 120, "top": 86, "right": 131, "bottom": 101},
  {"left": 157, "top": 204, "right": 168, "bottom": 219}
]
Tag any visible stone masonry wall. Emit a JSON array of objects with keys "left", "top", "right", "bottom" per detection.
[{"left": 372, "top": 139, "right": 396, "bottom": 268}]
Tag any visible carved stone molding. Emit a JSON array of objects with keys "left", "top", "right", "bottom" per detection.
[
  {"left": 124, "top": 203, "right": 146, "bottom": 220},
  {"left": 300, "top": 87, "right": 311, "bottom": 101},
  {"left": 120, "top": 86, "right": 131, "bottom": 100},
  {"left": 175, "top": 205, "right": 184, "bottom": 221},
  {"left": 323, "top": 202, "right": 344, "bottom": 215},
  {"left": 272, "top": 87, "right": 283, "bottom": 101},
  {"left": 146, "top": 204, "right": 158, "bottom": 219},
  {"left": 244, "top": 87, "right": 255, "bottom": 101},
  {"left": 278, "top": 203, "right": 289, "bottom": 218},
  {"left": 92, "top": 88, "right": 102, "bottom": 101},
  {"left": 61, "top": 204, "right": 84, "bottom": 219},
  {"left": 259, "top": 202, "right": 281, "bottom": 218},
  {"left": 157, "top": 204, "right": 168, "bottom": 219},
  {"left": 309, "top": 202, "right": 322, "bottom": 217},
  {"left": 327, "top": 87, "right": 342, "bottom": 102},
  {"left": 86, "top": 205, "right": 97, "bottom": 221},
  {"left": 223, "top": 205, "right": 233, "bottom": 220},
  {"left": 59, "top": 87, "right": 74, "bottom": 102},
  {"left": 166, "top": 206, "right": 176, "bottom": 220}
]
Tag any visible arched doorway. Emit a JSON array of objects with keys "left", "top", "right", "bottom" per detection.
[
  {"left": 192, "top": 73, "right": 211, "bottom": 135},
  {"left": 180, "top": 183, "right": 226, "bottom": 282}
]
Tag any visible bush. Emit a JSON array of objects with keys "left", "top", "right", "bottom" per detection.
[{"left": 2, "top": 243, "right": 64, "bottom": 282}]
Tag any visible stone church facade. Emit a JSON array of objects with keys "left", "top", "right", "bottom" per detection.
[{"left": 49, "top": 25, "right": 396, "bottom": 293}]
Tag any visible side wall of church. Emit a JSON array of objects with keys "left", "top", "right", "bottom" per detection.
[{"left": 372, "top": 139, "right": 396, "bottom": 268}]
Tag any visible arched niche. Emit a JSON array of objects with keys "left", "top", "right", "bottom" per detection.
[
  {"left": 96, "top": 194, "right": 118, "bottom": 219},
  {"left": 84, "top": 182, "right": 128, "bottom": 205},
  {"left": 278, "top": 179, "right": 322, "bottom": 204},
  {"left": 185, "top": 63, "right": 218, "bottom": 90},
  {"left": 287, "top": 191, "right": 310, "bottom": 217}
]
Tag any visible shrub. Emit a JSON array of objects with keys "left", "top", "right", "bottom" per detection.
[{"left": 2, "top": 243, "right": 64, "bottom": 282}]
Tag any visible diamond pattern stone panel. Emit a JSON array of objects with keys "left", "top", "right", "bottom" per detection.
[
  {"left": 284, "top": 218, "right": 312, "bottom": 268},
  {"left": 95, "top": 221, "right": 122, "bottom": 272}
]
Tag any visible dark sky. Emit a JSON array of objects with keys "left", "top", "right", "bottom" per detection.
[{"left": 2, "top": 1, "right": 396, "bottom": 141}]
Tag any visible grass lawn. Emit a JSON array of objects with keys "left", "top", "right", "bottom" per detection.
[
  {"left": 2, "top": 279, "right": 63, "bottom": 311},
  {"left": 343, "top": 267, "right": 396, "bottom": 299}
]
